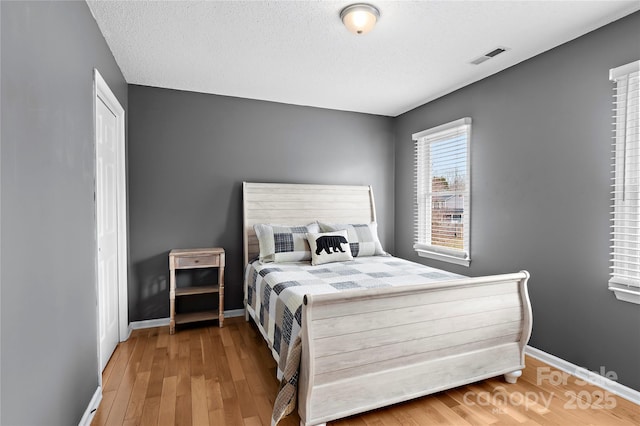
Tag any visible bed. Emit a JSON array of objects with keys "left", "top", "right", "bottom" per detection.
[{"left": 242, "top": 182, "right": 532, "bottom": 426}]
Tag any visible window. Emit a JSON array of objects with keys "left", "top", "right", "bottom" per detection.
[
  {"left": 413, "top": 118, "right": 471, "bottom": 266},
  {"left": 609, "top": 60, "right": 639, "bottom": 304}
]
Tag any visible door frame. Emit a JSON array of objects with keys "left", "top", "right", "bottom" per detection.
[{"left": 93, "top": 68, "right": 128, "bottom": 375}]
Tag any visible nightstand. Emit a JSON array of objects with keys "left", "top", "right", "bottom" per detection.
[{"left": 169, "top": 247, "right": 224, "bottom": 334}]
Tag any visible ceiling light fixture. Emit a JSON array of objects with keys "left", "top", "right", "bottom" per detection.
[{"left": 340, "top": 3, "right": 380, "bottom": 35}]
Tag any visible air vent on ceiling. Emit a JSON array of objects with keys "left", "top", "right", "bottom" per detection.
[{"left": 470, "top": 47, "right": 509, "bottom": 65}]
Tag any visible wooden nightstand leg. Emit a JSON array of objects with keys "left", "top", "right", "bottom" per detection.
[
  {"left": 170, "top": 265, "right": 176, "bottom": 334},
  {"left": 169, "top": 297, "right": 176, "bottom": 334},
  {"left": 219, "top": 286, "right": 224, "bottom": 327},
  {"left": 219, "top": 254, "right": 225, "bottom": 327}
]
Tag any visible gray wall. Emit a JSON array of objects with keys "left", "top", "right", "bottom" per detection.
[
  {"left": 1, "top": 1, "right": 128, "bottom": 424},
  {"left": 394, "top": 12, "right": 640, "bottom": 391},
  {"left": 127, "top": 86, "right": 394, "bottom": 321}
]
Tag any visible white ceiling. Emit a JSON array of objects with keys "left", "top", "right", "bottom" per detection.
[{"left": 87, "top": 0, "right": 640, "bottom": 117}]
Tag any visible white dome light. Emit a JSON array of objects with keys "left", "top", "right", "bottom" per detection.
[{"left": 340, "top": 4, "right": 380, "bottom": 35}]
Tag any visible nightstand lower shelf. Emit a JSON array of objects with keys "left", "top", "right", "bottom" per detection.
[
  {"left": 175, "top": 285, "right": 219, "bottom": 297},
  {"left": 175, "top": 311, "right": 219, "bottom": 325}
]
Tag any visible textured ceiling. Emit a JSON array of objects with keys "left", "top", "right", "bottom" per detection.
[{"left": 87, "top": 1, "right": 640, "bottom": 117}]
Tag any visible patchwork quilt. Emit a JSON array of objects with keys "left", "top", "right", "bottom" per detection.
[{"left": 244, "top": 256, "right": 465, "bottom": 423}]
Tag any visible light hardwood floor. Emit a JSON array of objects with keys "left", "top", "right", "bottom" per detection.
[{"left": 92, "top": 317, "right": 640, "bottom": 426}]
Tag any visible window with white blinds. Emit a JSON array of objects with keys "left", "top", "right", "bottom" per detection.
[
  {"left": 413, "top": 118, "right": 471, "bottom": 266},
  {"left": 609, "top": 60, "right": 640, "bottom": 304}
]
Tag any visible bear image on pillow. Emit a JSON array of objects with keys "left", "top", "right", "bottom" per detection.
[
  {"left": 306, "top": 230, "right": 353, "bottom": 265},
  {"left": 314, "top": 234, "right": 349, "bottom": 255}
]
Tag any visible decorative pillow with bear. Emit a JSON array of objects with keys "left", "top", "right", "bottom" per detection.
[
  {"left": 318, "top": 222, "right": 385, "bottom": 257},
  {"left": 254, "top": 222, "right": 320, "bottom": 263},
  {"left": 306, "top": 230, "right": 354, "bottom": 266}
]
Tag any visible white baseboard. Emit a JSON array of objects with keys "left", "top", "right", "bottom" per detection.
[
  {"left": 128, "top": 309, "right": 246, "bottom": 332},
  {"left": 223, "top": 308, "right": 245, "bottom": 318},
  {"left": 78, "top": 386, "right": 102, "bottom": 426},
  {"left": 526, "top": 345, "right": 640, "bottom": 405},
  {"left": 129, "top": 317, "right": 170, "bottom": 330}
]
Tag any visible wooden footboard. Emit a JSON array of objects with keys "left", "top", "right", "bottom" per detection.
[{"left": 298, "top": 271, "right": 532, "bottom": 426}]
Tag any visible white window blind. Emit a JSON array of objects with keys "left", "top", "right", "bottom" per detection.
[
  {"left": 609, "top": 60, "right": 640, "bottom": 304},
  {"left": 413, "top": 118, "right": 471, "bottom": 266}
]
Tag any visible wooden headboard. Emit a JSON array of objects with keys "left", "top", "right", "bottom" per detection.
[{"left": 242, "top": 182, "right": 377, "bottom": 265}]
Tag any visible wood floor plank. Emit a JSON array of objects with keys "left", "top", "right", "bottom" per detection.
[
  {"left": 239, "top": 326, "right": 279, "bottom": 399},
  {"left": 334, "top": 417, "right": 368, "bottom": 426},
  {"left": 175, "top": 393, "right": 192, "bottom": 426},
  {"left": 238, "top": 346, "right": 267, "bottom": 397},
  {"left": 278, "top": 415, "right": 300, "bottom": 426},
  {"left": 139, "top": 395, "right": 161, "bottom": 426},
  {"left": 208, "top": 409, "right": 225, "bottom": 425},
  {"left": 157, "top": 376, "right": 177, "bottom": 426},
  {"left": 406, "top": 405, "right": 448, "bottom": 425},
  {"left": 123, "top": 370, "right": 151, "bottom": 422},
  {"left": 220, "top": 325, "right": 234, "bottom": 347},
  {"left": 221, "top": 388, "right": 244, "bottom": 425},
  {"left": 146, "top": 347, "right": 168, "bottom": 400},
  {"left": 212, "top": 334, "right": 234, "bottom": 383},
  {"left": 189, "top": 331, "right": 205, "bottom": 378},
  {"left": 253, "top": 393, "right": 276, "bottom": 426},
  {"left": 102, "top": 378, "right": 134, "bottom": 425},
  {"left": 468, "top": 382, "right": 530, "bottom": 423},
  {"left": 234, "top": 379, "right": 258, "bottom": 419},
  {"left": 156, "top": 327, "right": 169, "bottom": 349},
  {"left": 101, "top": 344, "right": 121, "bottom": 386},
  {"left": 138, "top": 329, "right": 160, "bottom": 373},
  {"left": 389, "top": 405, "right": 422, "bottom": 425},
  {"left": 103, "top": 335, "right": 139, "bottom": 393},
  {"left": 223, "top": 336, "right": 246, "bottom": 382},
  {"left": 91, "top": 389, "right": 116, "bottom": 426},
  {"left": 220, "top": 379, "right": 237, "bottom": 402},
  {"left": 201, "top": 328, "right": 219, "bottom": 380},
  {"left": 243, "top": 415, "right": 263, "bottom": 426},
  {"left": 206, "top": 378, "right": 224, "bottom": 412},
  {"left": 362, "top": 417, "right": 385, "bottom": 426},
  {"left": 428, "top": 398, "right": 474, "bottom": 425},
  {"left": 229, "top": 322, "right": 251, "bottom": 360},
  {"left": 102, "top": 336, "right": 148, "bottom": 425},
  {"left": 191, "top": 375, "right": 210, "bottom": 425},
  {"left": 164, "top": 334, "right": 179, "bottom": 379},
  {"left": 446, "top": 387, "right": 501, "bottom": 424},
  {"left": 176, "top": 334, "right": 192, "bottom": 397},
  {"left": 93, "top": 318, "right": 640, "bottom": 426}
]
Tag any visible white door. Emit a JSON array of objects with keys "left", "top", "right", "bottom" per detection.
[{"left": 96, "top": 95, "right": 120, "bottom": 371}]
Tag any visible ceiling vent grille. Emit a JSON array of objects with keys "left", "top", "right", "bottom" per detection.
[{"left": 470, "top": 47, "right": 509, "bottom": 65}]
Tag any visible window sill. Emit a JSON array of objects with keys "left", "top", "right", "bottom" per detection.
[
  {"left": 415, "top": 248, "right": 470, "bottom": 267},
  {"left": 608, "top": 284, "right": 640, "bottom": 305}
]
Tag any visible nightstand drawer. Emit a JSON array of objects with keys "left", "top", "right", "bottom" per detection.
[{"left": 175, "top": 254, "right": 219, "bottom": 269}]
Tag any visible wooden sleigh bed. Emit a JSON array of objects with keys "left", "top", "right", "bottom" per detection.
[{"left": 242, "top": 182, "right": 532, "bottom": 426}]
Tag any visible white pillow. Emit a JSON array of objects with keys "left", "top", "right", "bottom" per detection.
[
  {"left": 306, "top": 230, "right": 354, "bottom": 266},
  {"left": 317, "top": 222, "right": 385, "bottom": 257},
  {"left": 254, "top": 222, "right": 320, "bottom": 263}
]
